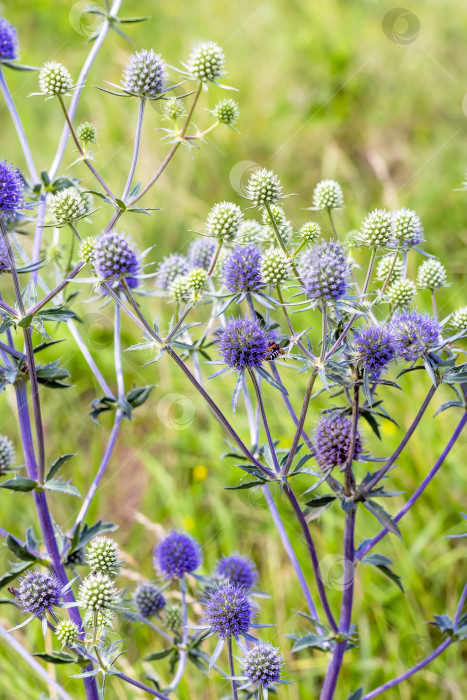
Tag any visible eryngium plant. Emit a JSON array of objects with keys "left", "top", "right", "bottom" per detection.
[{"left": 0, "top": 5, "right": 465, "bottom": 700}]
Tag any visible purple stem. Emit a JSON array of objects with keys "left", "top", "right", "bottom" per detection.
[
  {"left": 320, "top": 508, "right": 356, "bottom": 700},
  {"left": 0, "top": 68, "right": 39, "bottom": 183},
  {"left": 247, "top": 368, "right": 280, "bottom": 472},
  {"left": 270, "top": 364, "right": 315, "bottom": 453},
  {"left": 357, "top": 410, "right": 467, "bottom": 560},
  {"left": 28, "top": 262, "right": 84, "bottom": 316}
]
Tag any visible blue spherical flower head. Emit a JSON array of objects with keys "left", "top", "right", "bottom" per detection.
[
  {"left": 153, "top": 531, "right": 202, "bottom": 579},
  {"left": 134, "top": 583, "right": 166, "bottom": 618},
  {"left": 94, "top": 230, "right": 141, "bottom": 290},
  {"left": 353, "top": 325, "right": 396, "bottom": 380},
  {"left": 202, "top": 583, "right": 253, "bottom": 638},
  {"left": 122, "top": 49, "right": 168, "bottom": 98},
  {"left": 301, "top": 239, "right": 349, "bottom": 301},
  {"left": 0, "top": 161, "right": 25, "bottom": 218},
  {"left": 218, "top": 317, "right": 269, "bottom": 370},
  {"left": 216, "top": 555, "right": 258, "bottom": 590},
  {"left": 156, "top": 253, "right": 190, "bottom": 290},
  {"left": 188, "top": 238, "right": 217, "bottom": 271},
  {"left": 222, "top": 244, "right": 263, "bottom": 294},
  {"left": 16, "top": 569, "right": 61, "bottom": 617},
  {"left": 315, "top": 413, "right": 363, "bottom": 471},
  {"left": 0, "top": 18, "right": 18, "bottom": 62},
  {"left": 243, "top": 643, "right": 283, "bottom": 687},
  {"left": 391, "top": 310, "right": 440, "bottom": 362},
  {"left": 0, "top": 237, "right": 12, "bottom": 273}
]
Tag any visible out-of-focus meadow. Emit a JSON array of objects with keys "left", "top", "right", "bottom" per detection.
[{"left": 0, "top": 0, "right": 466, "bottom": 697}]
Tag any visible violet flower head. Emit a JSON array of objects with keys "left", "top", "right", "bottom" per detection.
[
  {"left": 0, "top": 18, "right": 18, "bottom": 62},
  {"left": 94, "top": 230, "right": 141, "bottom": 289},
  {"left": 0, "top": 237, "right": 12, "bottom": 274},
  {"left": 315, "top": 413, "right": 363, "bottom": 471},
  {"left": 217, "top": 317, "right": 269, "bottom": 370},
  {"left": 391, "top": 208, "right": 424, "bottom": 248},
  {"left": 243, "top": 643, "right": 283, "bottom": 686},
  {"left": 134, "top": 583, "right": 166, "bottom": 618},
  {"left": 216, "top": 555, "right": 258, "bottom": 590},
  {"left": 16, "top": 569, "right": 61, "bottom": 617},
  {"left": 300, "top": 239, "right": 349, "bottom": 302},
  {"left": 156, "top": 253, "right": 190, "bottom": 290},
  {"left": 122, "top": 49, "right": 168, "bottom": 97},
  {"left": 354, "top": 325, "right": 397, "bottom": 380},
  {"left": 391, "top": 310, "right": 440, "bottom": 361},
  {"left": 202, "top": 583, "right": 253, "bottom": 638},
  {"left": 0, "top": 161, "right": 25, "bottom": 218},
  {"left": 188, "top": 238, "right": 217, "bottom": 271},
  {"left": 153, "top": 530, "right": 202, "bottom": 579},
  {"left": 222, "top": 244, "right": 263, "bottom": 293}
]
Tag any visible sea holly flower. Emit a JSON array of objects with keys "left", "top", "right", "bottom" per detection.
[
  {"left": 55, "top": 619, "right": 79, "bottom": 646},
  {"left": 299, "top": 221, "right": 321, "bottom": 244},
  {"left": 222, "top": 244, "right": 263, "bottom": 294},
  {"left": 359, "top": 209, "right": 393, "bottom": 248},
  {"left": 353, "top": 325, "right": 397, "bottom": 380},
  {"left": 163, "top": 98, "right": 186, "bottom": 121},
  {"left": 217, "top": 317, "right": 269, "bottom": 370},
  {"left": 391, "top": 208, "right": 424, "bottom": 248},
  {"left": 0, "top": 18, "right": 18, "bottom": 62},
  {"left": 391, "top": 310, "right": 440, "bottom": 361},
  {"left": 78, "top": 573, "right": 119, "bottom": 613},
  {"left": 314, "top": 413, "right": 363, "bottom": 471},
  {"left": 38, "top": 61, "right": 73, "bottom": 96},
  {"left": 187, "top": 41, "right": 225, "bottom": 83},
  {"left": 164, "top": 603, "right": 182, "bottom": 632},
  {"left": 76, "top": 122, "right": 97, "bottom": 145},
  {"left": 11, "top": 569, "right": 73, "bottom": 635},
  {"left": 187, "top": 238, "right": 217, "bottom": 270},
  {"left": 451, "top": 306, "right": 467, "bottom": 332},
  {"left": 79, "top": 236, "right": 96, "bottom": 265},
  {"left": 0, "top": 434, "right": 15, "bottom": 475},
  {"left": 236, "top": 219, "right": 265, "bottom": 244},
  {"left": 134, "top": 583, "right": 166, "bottom": 618},
  {"left": 186, "top": 267, "right": 207, "bottom": 296},
  {"left": 376, "top": 254, "right": 403, "bottom": 284},
  {"left": 0, "top": 237, "right": 11, "bottom": 273},
  {"left": 246, "top": 169, "right": 282, "bottom": 207},
  {"left": 300, "top": 239, "right": 350, "bottom": 302},
  {"left": 387, "top": 278, "right": 416, "bottom": 308},
  {"left": 156, "top": 253, "right": 190, "bottom": 290},
  {"left": 153, "top": 530, "right": 202, "bottom": 579},
  {"left": 212, "top": 98, "right": 239, "bottom": 127},
  {"left": 202, "top": 583, "right": 253, "bottom": 639},
  {"left": 216, "top": 555, "right": 258, "bottom": 590},
  {"left": 261, "top": 204, "right": 293, "bottom": 246},
  {"left": 122, "top": 49, "right": 168, "bottom": 98},
  {"left": 417, "top": 258, "right": 447, "bottom": 289},
  {"left": 49, "top": 188, "right": 86, "bottom": 226},
  {"left": 260, "top": 248, "right": 290, "bottom": 285},
  {"left": 86, "top": 537, "right": 122, "bottom": 578},
  {"left": 312, "top": 179, "right": 343, "bottom": 210},
  {"left": 169, "top": 275, "right": 192, "bottom": 303},
  {"left": 0, "top": 161, "right": 25, "bottom": 218},
  {"left": 94, "top": 230, "right": 141, "bottom": 290},
  {"left": 243, "top": 642, "right": 283, "bottom": 687},
  {"left": 206, "top": 201, "right": 243, "bottom": 241}
]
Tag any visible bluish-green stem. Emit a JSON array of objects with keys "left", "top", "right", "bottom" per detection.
[
  {"left": 227, "top": 637, "right": 238, "bottom": 700},
  {"left": 361, "top": 248, "right": 376, "bottom": 298},
  {"left": 281, "top": 372, "right": 317, "bottom": 478},
  {"left": 122, "top": 97, "right": 146, "bottom": 202},
  {"left": 247, "top": 367, "right": 281, "bottom": 473},
  {"left": 167, "top": 578, "right": 189, "bottom": 693}
]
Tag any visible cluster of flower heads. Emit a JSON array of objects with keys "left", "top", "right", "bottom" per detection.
[{"left": 357, "top": 207, "right": 425, "bottom": 249}]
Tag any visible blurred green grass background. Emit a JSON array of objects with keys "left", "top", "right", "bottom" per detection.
[{"left": 0, "top": 0, "right": 466, "bottom": 698}]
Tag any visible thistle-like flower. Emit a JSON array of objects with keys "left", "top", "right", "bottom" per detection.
[
  {"left": 165, "top": 603, "right": 182, "bottom": 632},
  {"left": 222, "top": 244, "right": 263, "bottom": 293},
  {"left": 153, "top": 531, "right": 202, "bottom": 579},
  {"left": 0, "top": 434, "right": 15, "bottom": 474},
  {"left": 0, "top": 238, "right": 11, "bottom": 273},
  {"left": 77, "top": 122, "right": 97, "bottom": 144},
  {"left": 16, "top": 570, "right": 62, "bottom": 616},
  {"left": 260, "top": 248, "right": 290, "bottom": 285},
  {"left": 451, "top": 306, "right": 467, "bottom": 332},
  {"left": 163, "top": 98, "right": 186, "bottom": 121},
  {"left": 187, "top": 41, "right": 225, "bottom": 82},
  {"left": 391, "top": 311, "right": 440, "bottom": 361},
  {"left": 417, "top": 258, "right": 447, "bottom": 289},
  {"left": 169, "top": 275, "right": 192, "bottom": 303},
  {"left": 0, "top": 18, "right": 18, "bottom": 62},
  {"left": 78, "top": 573, "right": 119, "bottom": 612},
  {"left": 134, "top": 583, "right": 166, "bottom": 618},
  {"left": 243, "top": 643, "right": 283, "bottom": 687},
  {"left": 314, "top": 413, "right": 363, "bottom": 471},
  {"left": 300, "top": 239, "right": 349, "bottom": 302},
  {"left": 391, "top": 208, "right": 424, "bottom": 248},
  {"left": 49, "top": 188, "right": 86, "bottom": 226},
  {"left": 360, "top": 209, "right": 393, "bottom": 247},
  {"left": 156, "top": 253, "right": 190, "bottom": 290},
  {"left": 206, "top": 201, "right": 243, "bottom": 241},
  {"left": 0, "top": 161, "right": 24, "bottom": 218},
  {"left": 212, "top": 98, "right": 239, "bottom": 126},
  {"left": 94, "top": 230, "right": 141, "bottom": 289},
  {"left": 202, "top": 583, "right": 253, "bottom": 638},
  {"left": 388, "top": 278, "right": 416, "bottom": 308},
  {"left": 299, "top": 221, "right": 321, "bottom": 244},
  {"left": 312, "top": 179, "right": 343, "bottom": 210},
  {"left": 246, "top": 169, "right": 282, "bottom": 207},
  {"left": 375, "top": 255, "right": 403, "bottom": 284},
  {"left": 86, "top": 537, "right": 121, "bottom": 578},
  {"left": 217, "top": 317, "right": 269, "bottom": 370},
  {"left": 122, "top": 49, "right": 168, "bottom": 98},
  {"left": 55, "top": 619, "right": 79, "bottom": 646},
  {"left": 216, "top": 555, "right": 258, "bottom": 590},
  {"left": 353, "top": 326, "right": 396, "bottom": 380},
  {"left": 187, "top": 238, "right": 217, "bottom": 270},
  {"left": 236, "top": 219, "right": 265, "bottom": 244},
  {"left": 186, "top": 267, "right": 207, "bottom": 294},
  {"left": 79, "top": 236, "right": 96, "bottom": 264},
  {"left": 38, "top": 61, "right": 73, "bottom": 96}
]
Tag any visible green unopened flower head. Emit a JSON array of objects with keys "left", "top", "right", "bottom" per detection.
[
  {"left": 39, "top": 61, "right": 73, "bottom": 96},
  {"left": 247, "top": 169, "right": 282, "bottom": 207},
  {"left": 417, "top": 258, "right": 447, "bottom": 290},
  {"left": 86, "top": 537, "right": 121, "bottom": 578},
  {"left": 169, "top": 275, "right": 191, "bottom": 303},
  {"left": 164, "top": 603, "right": 182, "bottom": 632},
  {"left": 236, "top": 219, "right": 264, "bottom": 244},
  {"left": 360, "top": 209, "right": 393, "bottom": 247},
  {"left": 77, "top": 122, "right": 97, "bottom": 144},
  {"left": 388, "top": 278, "right": 416, "bottom": 308},
  {"left": 213, "top": 98, "right": 239, "bottom": 126},
  {"left": 206, "top": 201, "right": 243, "bottom": 241},
  {"left": 312, "top": 179, "right": 343, "bottom": 210},
  {"left": 78, "top": 573, "right": 118, "bottom": 612},
  {"left": 188, "top": 41, "right": 225, "bottom": 82},
  {"left": 187, "top": 267, "right": 207, "bottom": 294},
  {"left": 55, "top": 619, "right": 79, "bottom": 646},
  {"left": 261, "top": 204, "right": 286, "bottom": 229},
  {"left": 50, "top": 188, "right": 86, "bottom": 226},
  {"left": 299, "top": 221, "right": 321, "bottom": 244},
  {"left": 79, "top": 236, "right": 96, "bottom": 264},
  {"left": 451, "top": 306, "right": 467, "bottom": 332},
  {"left": 0, "top": 434, "right": 15, "bottom": 475},
  {"left": 376, "top": 255, "right": 403, "bottom": 284},
  {"left": 163, "top": 98, "right": 186, "bottom": 121},
  {"left": 260, "top": 248, "right": 290, "bottom": 285}
]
